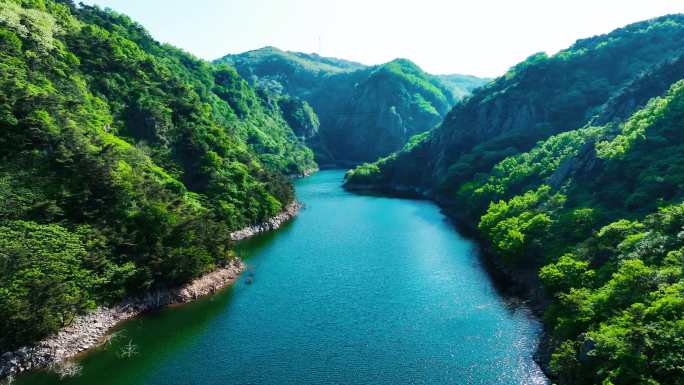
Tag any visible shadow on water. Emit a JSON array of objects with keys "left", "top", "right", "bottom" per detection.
[
  {"left": 439, "top": 213, "right": 547, "bottom": 317},
  {"left": 15, "top": 209, "right": 297, "bottom": 385},
  {"left": 15, "top": 282, "right": 239, "bottom": 385},
  {"left": 235, "top": 220, "right": 296, "bottom": 259}
]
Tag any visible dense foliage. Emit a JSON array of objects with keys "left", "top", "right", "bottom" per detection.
[
  {"left": 218, "top": 48, "right": 489, "bottom": 164},
  {"left": 277, "top": 96, "right": 319, "bottom": 140},
  {"left": 347, "top": 15, "right": 684, "bottom": 193},
  {"left": 0, "top": 0, "right": 314, "bottom": 351},
  {"left": 346, "top": 15, "right": 684, "bottom": 385}
]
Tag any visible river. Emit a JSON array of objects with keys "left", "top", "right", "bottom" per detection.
[{"left": 17, "top": 170, "right": 548, "bottom": 385}]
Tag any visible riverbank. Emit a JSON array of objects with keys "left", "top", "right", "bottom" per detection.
[
  {"left": 0, "top": 261, "right": 245, "bottom": 380},
  {"left": 230, "top": 201, "right": 302, "bottom": 241},
  {"left": 288, "top": 168, "right": 319, "bottom": 179},
  {"left": 1, "top": 201, "right": 303, "bottom": 380},
  {"left": 11, "top": 170, "right": 547, "bottom": 385}
]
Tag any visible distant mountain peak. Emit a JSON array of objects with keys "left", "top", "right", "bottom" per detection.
[{"left": 216, "top": 47, "right": 489, "bottom": 164}]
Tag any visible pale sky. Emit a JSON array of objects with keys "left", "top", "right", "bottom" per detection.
[{"left": 81, "top": 0, "right": 684, "bottom": 78}]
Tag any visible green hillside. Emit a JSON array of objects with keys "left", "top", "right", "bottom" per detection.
[
  {"left": 346, "top": 15, "right": 684, "bottom": 385},
  {"left": 0, "top": 0, "right": 313, "bottom": 351},
  {"left": 217, "top": 48, "right": 490, "bottom": 164}
]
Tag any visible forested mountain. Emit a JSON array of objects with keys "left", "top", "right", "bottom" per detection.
[
  {"left": 436, "top": 73, "right": 491, "bottom": 100},
  {"left": 0, "top": 0, "right": 314, "bottom": 352},
  {"left": 217, "top": 47, "right": 489, "bottom": 164},
  {"left": 346, "top": 16, "right": 684, "bottom": 193},
  {"left": 3, "top": 0, "right": 683, "bottom": 382},
  {"left": 218, "top": 46, "right": 366, "bottom": 97},
  {"left": 346, "top": 15, "right": 684, "bottom": 385}
]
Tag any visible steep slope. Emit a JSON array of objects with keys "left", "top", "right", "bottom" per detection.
[
  {"left": 473, "top": 80, "right": 684, "bottom": 385},
  {"left": 346, "top": 15, "right": 684, "bottom": 385},
  {"left": 68, "top": 9, "right": 316, "bottom": 177},
  {"left": 217, "top": 48, "right": 490, "bottom": 164},
  {"left": 0, "top": 0, "right": 311, "bottom": 352},
  {"left": 346, "top": 15, "right": 684, "bottom": 195},
  {"left": 318, "top": 59, "right": 459, "bottom": 162}
]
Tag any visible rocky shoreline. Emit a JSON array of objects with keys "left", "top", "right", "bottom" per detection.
[
  {"left": 1, "top": 201, "right": 303, "bottom": 380},
  {"left": 230, "top": 201, "right": 302, "bottom": 241},
  {"left": 288, "top": 168, "right": 318, "bottom": 179},
  {"left": 0, "top": 260, "right": 245, "bottom": 380}
]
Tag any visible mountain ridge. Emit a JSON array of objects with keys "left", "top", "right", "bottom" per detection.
[
  {"left": 345, "top": 13, "right": 684, "bottom": 385},
  {"left": 217, "top": 47, "right": 490, "bottom": 164}
]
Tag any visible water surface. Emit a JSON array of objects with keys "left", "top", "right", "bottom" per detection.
[{"left": 18, "top": 170, "right": 548, "bottom": 385}]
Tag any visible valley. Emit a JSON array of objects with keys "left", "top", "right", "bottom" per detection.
[{"left": 1, "top": 1, "right": 683, "bottom": 384}]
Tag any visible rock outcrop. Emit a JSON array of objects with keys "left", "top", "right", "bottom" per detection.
[{"left": 230, "top": 201, "right": 302, "bottom": 241}]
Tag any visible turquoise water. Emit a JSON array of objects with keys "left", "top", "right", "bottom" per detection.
[{"left": 18, "top": 170, "right": 548, "bottom": 385}]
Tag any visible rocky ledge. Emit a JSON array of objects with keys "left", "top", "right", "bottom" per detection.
[
  {"left": 0, "top": 259, "right": 245, "bottom": 379},
  {"left": 230, "top": 201, "right": 302, "bottom": 241},
  {"left": 288, "top": 168, "right": 318, "bottom": 179}
]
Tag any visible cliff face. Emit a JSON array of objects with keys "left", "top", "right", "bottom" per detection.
[
  {"left": 593, "top": 54, "right": 684, "bottom": 125},
  {"left": 216, "top": 49, "right": 489, "bottom": 165}
]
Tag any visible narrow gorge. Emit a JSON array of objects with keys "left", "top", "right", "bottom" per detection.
[{"left": 2, "top": 1, "right": 683, "bottom": 385}]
